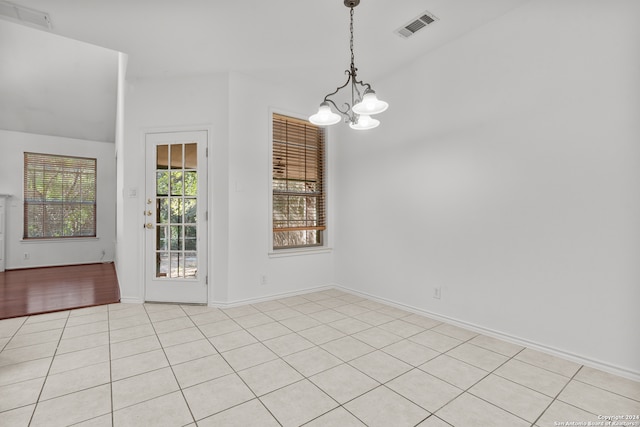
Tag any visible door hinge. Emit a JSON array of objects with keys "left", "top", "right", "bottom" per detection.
[
  {"left": 205, "top": 147, "right": 208, "bottom": 157},
  {"left": 205, "top": 275, "right": 208, "bottom": 285},
  {"left": 205, "top": 211, "right": 208, "bottom": 221}
]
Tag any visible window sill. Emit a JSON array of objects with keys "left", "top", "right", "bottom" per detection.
[
  {"left": 268, "top": 247, "right": 333, "bottom": 258},
  {"left": 21, "top": 237, "right": 100, "bottom": 244}
]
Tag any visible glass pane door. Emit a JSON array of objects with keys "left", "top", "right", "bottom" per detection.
[
  {"left": 154, "top": 142, "right": 198, "bottom": 279},
  {"left": 145, "top": 131, "right": 207, "bottom": 304}
]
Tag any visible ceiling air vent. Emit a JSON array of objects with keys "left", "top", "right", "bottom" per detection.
[
  {"left": 0, "top": 0, "right": 52, "bottom": 29},
  {"left": 395, "top": 11, "right": 438, "bottom": 39}
]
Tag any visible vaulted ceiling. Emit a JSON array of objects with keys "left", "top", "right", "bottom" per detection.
[
  {"left": 0, "top": 20, "right": 118, "bottom": 142},
  {"left": 0, "top": 0, "right": 530, "bottom": 142}
]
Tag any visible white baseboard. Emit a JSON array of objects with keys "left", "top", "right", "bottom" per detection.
[
  {"left": 124, "top": 285, "right": 334, "bottom": 307},
  {"left": 119, "top": 297, "right": 143, "bottom": 304},
  {"left": 208, "top": 284, "right": 334, "bottom": 308},
  {"left": 332, "top": 284, "right": 640, "bottom": 382},
  {"left": 6, "top": 261, "right": 115, "bottom": 270}
]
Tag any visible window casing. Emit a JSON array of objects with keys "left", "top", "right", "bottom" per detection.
[
  {"left": 24, "top": 152, "right": 97, "bottom": 239},
  {"left": 272, "top": 113, "right": 326, "bottom": 249}
]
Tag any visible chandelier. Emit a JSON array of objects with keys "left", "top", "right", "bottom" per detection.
[{"left": 309, "top": 0, "right": 388, "bottom": 130}]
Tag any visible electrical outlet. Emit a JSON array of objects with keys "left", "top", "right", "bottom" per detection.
[
  {"left": 260, "top": 275, "right": 268, "bottom": 286},
  {"left": 23, "top": 252, "right": 30, "bottom": 260},
  {"left": 433, "top": 287, "right": 441, "bottom": 299}
]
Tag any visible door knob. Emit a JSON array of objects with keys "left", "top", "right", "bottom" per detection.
[{"left": 145, "top": 223, "right": 154, "bottom": 229}]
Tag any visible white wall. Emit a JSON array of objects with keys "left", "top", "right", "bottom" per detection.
[
  {"left": 114, "top": 52, "right": 128, "bottom": 293},
  {"left": 0, "top": 129, "right": 116, "bottom": 268},
  {"left": 227, "top": 72, "right": 335, "bottom": 302},
  {"left": 118, "top": 71, "right": 333, "bottom": 304},
  {"left": 334, "top": 0, "right": 640, "bottom": 377},
  {"left": 118, "top": 73, "right": 230, "bottom": 303}
]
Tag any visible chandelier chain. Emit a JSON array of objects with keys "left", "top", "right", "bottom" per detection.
[{"left": 350, "top": 7, "right": 355, "bottom": 70}]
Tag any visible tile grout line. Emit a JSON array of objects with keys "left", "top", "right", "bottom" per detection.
[
  {"left": 0, "top": 310, "right": 118, "bottom": 422},
  {"left": 508, "top": 352, "right": 582, "bottom": 379},
  {"left": 358, "top": 332, "right": 484, "bottom": 422},
  {"left": 142, "top": 303, "right": 198, "bottom": 426},
  {"left": 219, "top": 294, "right": 355, "bottom": 425},
  {"left": 108, "top": 304, "right": 115, "bottom": 427},
  {"left": 243, "top": 296, "right": 429, "bottom": 425},
  {"left": 530, "top": 365, "right": 585, "bottom": 427},
  {"left": 325, "top": 293, "right": 440, "bottom": 426},
  {"left": 160, "top": 303, "right": 404, "bottom": 422},
  {"left": 190, "top": 300, "right": 307, "bottom": 425},
  {"left": 51, "top": 306, "right": 115, "bottom": 427},
  {"left": 413, "top": 339, "right": 528, "bottom": 424},
  {"left": 198, "top": 295, "right": 443, "bottom": 425},
  {"left": 47, "top": 309, "right": 113, "bottom": 426},
  {"left": 258, "top": 298, "right": 373, "bottom": 427},
  {"left": 225, "top": 295, "right": 338, "bottom": 426},
  {"left": 143, "top": 304, "right": 290, "bottom": 423},
  {"left": 102, "top": 307, "right": 190, "bottom": 413},
  {"left": 26, "top": 310, "right": 71, "bottom": 427},
  {"left": 570, "top": 376, "right": 640, "bottom": 403},
  {"left": 457, "top": 346, "right": 545, "bottom": 426},
  {"left": 105, "top": 306, "right": 202, "bottom": 415}
]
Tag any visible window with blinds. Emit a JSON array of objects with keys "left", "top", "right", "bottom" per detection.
[
  {"left": 24, "top": 152, "right": 97, "bottom": 239},
  {"left": 272, "top": 113, "right": 326, "bottom": 249}
]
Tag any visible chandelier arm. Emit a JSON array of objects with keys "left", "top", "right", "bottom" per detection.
[
  {"left": 323, "top": 98, "right": 351, "bottom": 118},
  {"left": 352, "top": 79, "right": 370, "bottom": 105},
  {"left": 323, "top": 70, "right": 354, "bottom": 102},
  {"left": 322, "top": 70, "right": 356, "bottom": 117},
  {"left": 353, "top": 79, "right": 372, "bottom": 93}
]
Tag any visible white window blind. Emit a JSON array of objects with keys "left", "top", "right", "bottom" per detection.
[
  {"left": 272, "top": 113, "right": 326, "bottom": 249},
  {"left": 24, "top": 152, "right": 97, "bottom": 239}
]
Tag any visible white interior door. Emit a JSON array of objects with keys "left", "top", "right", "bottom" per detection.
[{"left": 144, "top": 131, "right": 208, "bottom": 303}]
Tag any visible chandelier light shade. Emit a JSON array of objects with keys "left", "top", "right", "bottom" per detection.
[
  {"left": 352, "top": 90, "right": 389, "bottom": 115},
  {"left": 349, "top": 114, "right": 379, "bottom": 130},
  {"left": 309, "top": 0, "right": 388, "bottom": 130},
  {"left": 309, "top": 102, "right": 342, "bottom": 126}
]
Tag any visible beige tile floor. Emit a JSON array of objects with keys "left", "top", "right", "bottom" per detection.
[{"left": 0, "top": 289, "right": 639, "bottom": 427}]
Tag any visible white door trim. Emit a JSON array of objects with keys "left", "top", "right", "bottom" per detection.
[{"left": 142, "top": 126, "right": 212, "bottom": 304}]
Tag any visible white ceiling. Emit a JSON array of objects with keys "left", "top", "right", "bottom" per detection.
[
  {"left": 0, "top": 0, "right": 530, "bottom": 142},
  {"left": 0, "top": 19, "right": 118, "bottom": 142}
]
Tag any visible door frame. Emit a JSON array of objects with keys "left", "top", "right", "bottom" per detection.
[{"left": 140, "top": 125, "right": 212, "bottom": 305}]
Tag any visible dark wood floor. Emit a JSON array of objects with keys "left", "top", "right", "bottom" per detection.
[{"left": 0, "top": 263, "right": 120, "bottom": 320}]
